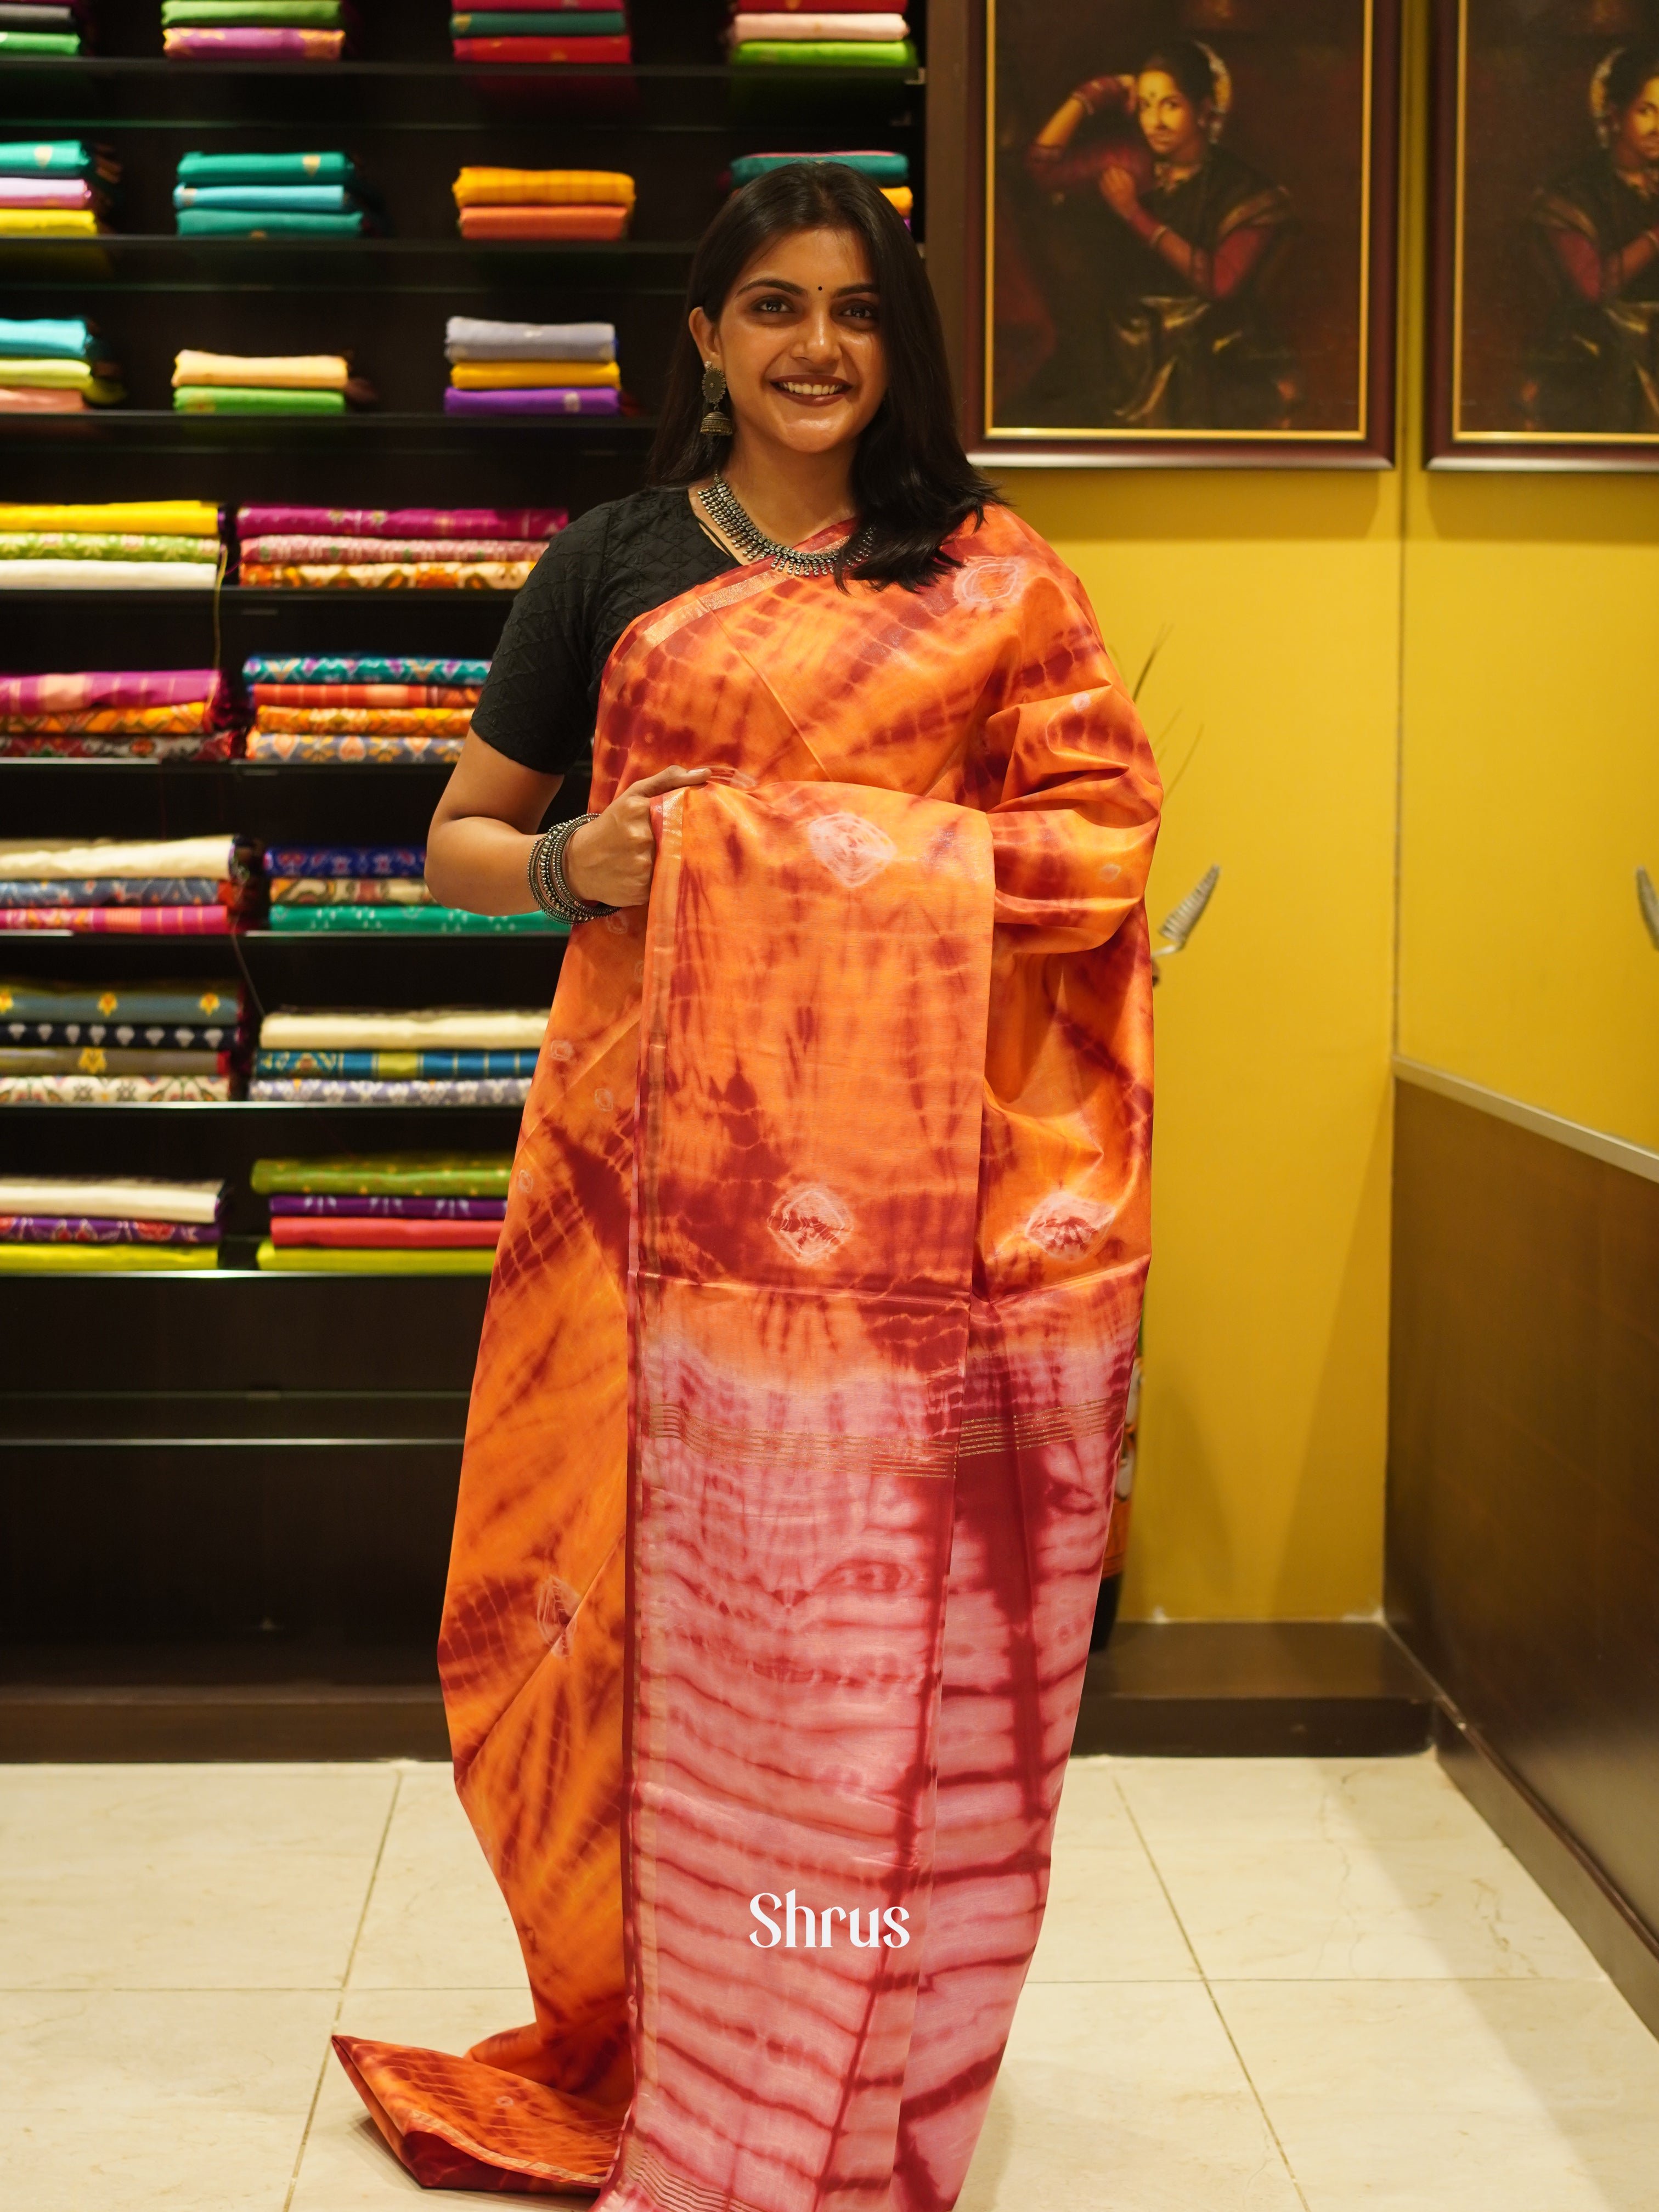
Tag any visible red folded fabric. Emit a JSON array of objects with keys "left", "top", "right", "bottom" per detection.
[
  {"left": 250, "top": 684, "right": 481, "bottom": 708},
  {"left": 458, "top": 205, "right": 629, "bottom": 239},
  {"left": 453, "top": 34, "right": 632, "bottom": 60},
  {"left": 270, "top": 1216, "right": 504, "bottom": 1249}
]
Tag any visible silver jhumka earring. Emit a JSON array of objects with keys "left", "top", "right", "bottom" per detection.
[{"left": 699, "top": 360, "right": 734, "bottom": 437}]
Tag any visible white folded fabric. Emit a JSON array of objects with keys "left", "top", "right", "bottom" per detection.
[
  {"left": 259, "top": 1007, "right": 550, "bottom": 1049},
  {"left": 444, "top": 317, "right": 616, "bottom": 363},
  {"left": 0, "top": 1175, "right": 224, "bottom": 1223},
  {"left": 0, "top": 560, "right": 219, "bottom": 590},
  {"left": 0, "top": 834, "right": 235, "bottom": 880},
  {"left": 731, "top": 12, "right": 909, "bottom": 37}
]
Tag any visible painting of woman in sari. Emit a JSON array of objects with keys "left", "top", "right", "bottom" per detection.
[
  {"left": 1021, "top": 40, "right": 1298, "bottom": 431},
  {"left": 1525, "top": 45, "right": 1659, "bottom": 433}
]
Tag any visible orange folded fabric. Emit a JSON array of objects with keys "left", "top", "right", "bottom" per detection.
[
  {"left": 458, "top": 205, "right": 630, "bottom": 241},
  {"left": 452, "top": 167, "right": 636, "bottom": 208}
]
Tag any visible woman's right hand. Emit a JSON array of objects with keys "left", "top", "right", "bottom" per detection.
[{"left": 561, "top": 763, "right": 711, "bottom": 909}]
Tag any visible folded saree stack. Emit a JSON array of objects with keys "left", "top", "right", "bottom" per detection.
[
  {"left": 173, "top": 349, "right": 373, "bottom": 416},
  {"left": 0, "top": 1173, "right": 224, "bottom": 1271},
  {"left": 174, "top": 150, "right": 377, "bottom": 237},
  {"left": 0, "top": 8, "right": 88, "bottom": 60},
  {"left": 729, "top": 147, "right": 911, "bottom": 222},
  {"left": 254, "top": 1152, "right": 512, "bottom": 1273},
  {"left": 235, "top": 508, "right": 561, "bottom": 592},
  {"left": 727, "top": 2, "right": 916, "bottom": 72},
  {"left": 451, "top": 0, "right": 630, "bottom": 66},
  {"left": 0, "top": 667, "right": 237, "bottom": 759},
  {"left": 0, "top": 317, "right": 123, "bottom": 413},
  {"left": 253, "top": 1007, "right": 546, "bottom": 1103},
  {"left": 0, "top": 834, "right": 262, "bottom": 938},
  {"left": 0, "top": 975, "right": 245, "bottom": 1101},
  {"left": 244, "top": 653, "right": 487, "bottom": 760},
  {"left": 0, "top": 500, "right": 222, "bottom": 589},
  {"left": 264, "top": 840, "right": 558, "bottom": 934},
  {"left": 451, "top": 167, "right": 633, "bottom": 242},
  {"left": 0, "top": 140, "right": 116, "bottom": 234},
  {"left": 444, "top": 317, "right": 622, "bottom": 418},
  {"left": 162, "top": 0, "right": 352, "bottom": 60}
]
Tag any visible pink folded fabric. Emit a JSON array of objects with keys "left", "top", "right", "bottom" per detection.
[
  {"left": 239, "top": 535, "right": 545, "bottom": 566},
  {"left": 235, "top": 505, "right": 566, "bottom": 539},
  {"left": 0, "top": 906, "right": 232, "bottom": 935},
  {"left": 163, "top": 29, "right": 346, "bottom": 56},
  {"left": 0, "top": 180, "right": 97, "bottom": 211},
  {"left": 0, "top": 670, "right": 224, "bottom": 717},
  {"left": 0, "top": 391, "right": 85, "bottom": 414}
]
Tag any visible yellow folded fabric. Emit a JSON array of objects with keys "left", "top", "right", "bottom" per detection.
[
  {"left": 172, "top": 349, "right": 349, "bottom": 391},
  {"left": 0, "top": 359, "right": 106, "bottom": 391},
  {"left": 882, "top": 186, "right": 913, "bottom": 216},
  {"left": 0, "top": 501, "right": 221, "bottom": 536},
  {"left": 452, "top": 167, "right": 636, "bottom": 209},
  {"left": 0, "top": 211, "right": 103, "bottom": 236},
  {"left": 257, "top": 1239, "right": 494, "bottom": 1274},
  {"left": 448, "top": 359, "right": 623, "bottom": 391},
  {"left": 0, "top": 1245, "right": 218, "bottom": 1273}
]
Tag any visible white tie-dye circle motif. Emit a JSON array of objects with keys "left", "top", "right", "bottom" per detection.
[
  {"left": 547, "top": 1039, "right": 574, "bottom": 1063},
  {"left": 806, "top": 812, "right": 897, "bottom": 889},
  {"left": 954, "top": 557, "right": 1027, "bottom": 608},
  {"left": 534, "top": 1574, "right": 581, "bottom": 1656},
  {"left": 768, "top": 1183, "right": 855, "bottom": 1266},
  {"left": 1025, "top": 1189, "right": 1117, "bottom": 1257}
]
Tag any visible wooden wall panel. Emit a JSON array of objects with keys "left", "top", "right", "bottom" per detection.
[{"left": 1388, "top": 1080, "right": 1659, "bottom": 1945}]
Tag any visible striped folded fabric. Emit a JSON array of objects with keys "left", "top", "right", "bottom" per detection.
[{"left": 252, "top": 684, "right": 477, "bottom": 708}]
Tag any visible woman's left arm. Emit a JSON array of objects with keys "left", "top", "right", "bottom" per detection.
[{"left": 976, "top": 574, "right": 1163, "bottom": 956}]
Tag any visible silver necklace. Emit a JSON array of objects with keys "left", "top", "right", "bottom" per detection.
[{"left": 698, "top": 472, "right": 874, "bottom": 579}]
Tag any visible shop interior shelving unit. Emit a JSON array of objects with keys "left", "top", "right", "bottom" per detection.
[{"left": 0, "top": 0, "right": 932, "bottom": 1754}]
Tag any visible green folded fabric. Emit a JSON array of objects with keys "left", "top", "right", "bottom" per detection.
[
  {"left": 0, "top": 534, "right": 213, "bottom": 560},
  {"left": 0, "top": 1244, "right": 217, "bottom": 1273},
  {"left": 731, "top": 40, "right": 917, "bottom": 68},
  {"left": 258, "top": 1238, "right": 494, "bottom": 1274},
  {"left": 173, "top": 385, "right": 346, "bottom": 413},
  {"left": 252, "top": 1154, "right": 513, "bottom": 1197},
  {"left": 0, "top": 140, "right": 93, "bottom": 174},
  {"left": 730, "top": 151, "right": 909, "bottom": 185},
  {"left": 268, "top": 905, "right": 566, "bottom": 935},
  {"left": 0, "top": 31, "right": 82, "bottom": 52},
  {"left": 451, "top": 9, "right": 627, "bottom": 30},
  {"left": 162, "top": 0, "right": 343, "bottom": 20},
  {"left": 177, "top": 150, "right": 354, "bottom": 185},
  {"left": 177, "top": 210, "right": 366, "bottom": 236}
]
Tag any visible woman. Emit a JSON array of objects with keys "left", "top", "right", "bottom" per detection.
[
  {"left": 1024, "top": 39, "right": 1295, "bottom": 428},
  {"left": 334, "top": 162, "right": 1160, "bottom": 2207},
  {"left": 1527, "top": 44, "right": 1659, "bottom": 433}
]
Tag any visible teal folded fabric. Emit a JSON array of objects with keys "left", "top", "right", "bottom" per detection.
[
  {"left": 161, "top": 0, "right": 343, "bottom": 22},
  {"left": 731, "top": 40, "right": 917, "bottom": 68},
  {"left": 0, "top": 316, "right": 93, "bottom": 359},
  {"left": 269, "top": 905, "right": 567, "bottom": 935},
  {"left": 450, "top": 9, "right": 626, "bottom": 29},
  {"left": 176, "top": 184, "right": 355, "bottom": 211},
  {"left": 730, "top": 151, "right": 909, "bottom": 185},
  {"left": 174, "top": 385, "right": 346, "bottom": 413},
  {"left": 0, "top": 140, "right": 93, "bottom": 174},
  {"left": 176, "top": 208, "right": 366, "bottom": 235},
  {"left": 0, "top": 30, "right": 82, "bottom": 51},
  {"left": 177, "top": 150, "right": 354, "bottom": 185}
]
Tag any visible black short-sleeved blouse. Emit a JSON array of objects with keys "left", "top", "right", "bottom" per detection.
[{"left": 471, "top": 486, "right": 738, "bottom": 778}]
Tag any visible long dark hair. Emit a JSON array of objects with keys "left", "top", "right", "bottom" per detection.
[
  {"left": 647, "top": 163, "right": 1000, "bottom": 591},
  {"left": 1139, "top": 40, "right": 1220, "bottom": 114}
]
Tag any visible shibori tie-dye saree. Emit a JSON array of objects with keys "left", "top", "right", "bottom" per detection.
[{"left": 334, "top": 504, "right": 1160, "bottom": 2204}]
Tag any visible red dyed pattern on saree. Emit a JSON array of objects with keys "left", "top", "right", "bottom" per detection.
[{"left": 336, "top": 504, "right": 1160, "bottom": 2208}]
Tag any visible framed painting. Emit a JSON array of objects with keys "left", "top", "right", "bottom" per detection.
[
  {"left": 977, "top": 0, "right": 1400, "bottom": 465},
  {"left": 1430, "top": 0, "right": 1659, "bottom": 467}
]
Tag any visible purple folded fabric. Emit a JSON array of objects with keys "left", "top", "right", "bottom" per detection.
[
  {"left": 442, "top": 386, "right": 622, "bottom": 416},
  {"left": 163, "top": 28, "right": 345, "bottom": 57},
  {"left": 268, "top": 1194, "right": 508, "bottom": 1220},
  {"left": 235, "top": 506, "right": 566, "bottom": 540},
  {"left": 0, "top": 670, "right": 222, "bottom": 716},
  {"left": 0, "top": 1216, "right": 221, "bottom": 1246}
]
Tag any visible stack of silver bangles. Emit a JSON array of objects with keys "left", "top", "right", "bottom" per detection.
[{"left": 528, "top": 812, "right": 617, "bottom": 924}]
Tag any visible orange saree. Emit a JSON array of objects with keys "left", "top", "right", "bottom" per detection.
[{"left": 335, "top": 502, "right": 1161, "bottom": 2207}]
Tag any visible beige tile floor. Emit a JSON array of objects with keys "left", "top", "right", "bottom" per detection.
[{"left": 5, "top": 1752, "right": 1658, "bottom": 2210}]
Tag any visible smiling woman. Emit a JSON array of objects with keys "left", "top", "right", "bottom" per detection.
[{"left": 338, "top": 164, "right": 1162, "bottom": 2208}]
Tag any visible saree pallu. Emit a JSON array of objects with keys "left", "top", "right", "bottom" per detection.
[
  {"left": 253, "top": 705, "right": 475, "bottom": 737},
  {"left": 245, "top": 730, "right": 465, "bottom": 763},
  {"left": 337, "top": 505, "right": 1159, "bottom": 2205},
  {"left": 239, "top": 562, "right": 532, "bottom": 591}
]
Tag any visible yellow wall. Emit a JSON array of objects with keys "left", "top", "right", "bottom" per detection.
[{"left": 983, "top": 1, "right": 1656, "bottom": 1621}]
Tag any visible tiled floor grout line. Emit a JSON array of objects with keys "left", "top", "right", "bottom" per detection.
[
  {"left": 1110, "top": 1770, "right": 1314, "bottom": 2212},
  {"left": 279, "top": 1765, "right": 405, "bottom": 2212}
]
